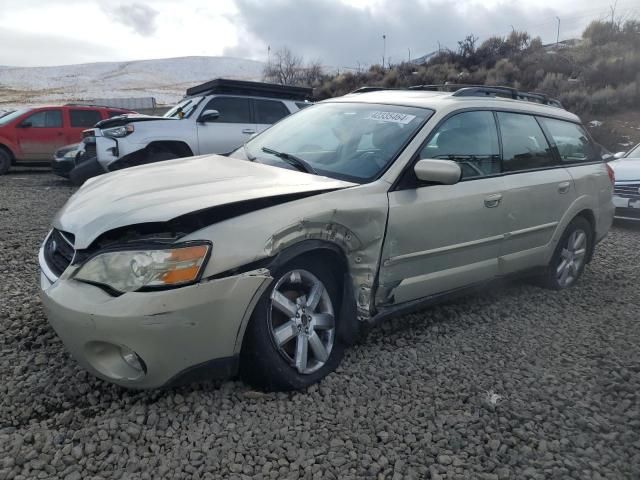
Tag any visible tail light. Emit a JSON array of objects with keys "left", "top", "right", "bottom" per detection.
[{"left": 606, "top": 163, "right": 615, "bottom": 185}]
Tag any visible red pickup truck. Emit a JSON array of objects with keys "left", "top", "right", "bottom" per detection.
[{"left": 0, "top": 105, "right": 131, "bottom": 174}]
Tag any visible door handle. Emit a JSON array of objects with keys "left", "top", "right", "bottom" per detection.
[
  {"left": 242, "top": 129, "right": 256, "bottom": 134},
  {"left": 484, "top": 193, "right": 503, "bottom": 208},
  {"left": 558, "top": 181, "right": 571, "bottom": 194}
]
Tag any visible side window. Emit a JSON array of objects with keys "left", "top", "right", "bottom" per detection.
[
  {"left": 419, "top": 110, "right": 500, "bottom": 179},
  {"left": 497, "top": 112, "right": 555, "bottom": 172},
  {"left": 295, "top": 101, "right": 313, "bottom": 110},
  {"left": 202, "top": 97, "right": 251, "bottom": 124},
  {"left": 21, "top": 110, "right": 63, "bottom": 128},
  {"left": 539, "top": 117, "right": 600, "bottom": 163},
  {"left": 254, "top": 100, "right": 290, "bottom": 124},
  {"left": 70, "top": 109, "right": 102, "bottom": 127}
]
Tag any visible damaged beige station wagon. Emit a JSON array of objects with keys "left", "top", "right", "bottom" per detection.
[{"left": 39, "top": 86, "right": 615, "bottom": 390}]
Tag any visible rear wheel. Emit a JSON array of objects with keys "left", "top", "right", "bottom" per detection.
[
  {"left": 240, "top": 257, "right": 344, "bottom": 391},
  {"left": 541, "top": 216, "right": 592, "bottom": 290},
  {"left": 0, "top": 149, "right": 11, "bottom": 175}
]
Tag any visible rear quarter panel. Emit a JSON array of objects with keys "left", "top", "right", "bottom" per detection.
[{"left": 552, "top": 163, "right": 614, "bottom": 260}]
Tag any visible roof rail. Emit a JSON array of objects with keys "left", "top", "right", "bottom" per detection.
[
  {"left": 409, "top": 83, "right": 564, "bottom": 108},
  {"left": 185, "top": 78, "right": 313, "bottom": 100},
  {"left": 350, "top": 83, "right": 563, "bottom": 109}
]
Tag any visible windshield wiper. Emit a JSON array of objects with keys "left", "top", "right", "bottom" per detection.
[{"left": 261, "top": 147, "right": 317, "bottom": 175}]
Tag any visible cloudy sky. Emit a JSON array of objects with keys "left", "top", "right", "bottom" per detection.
[{"left": 0, "top": 0, "right": 637, "bottom": 68}]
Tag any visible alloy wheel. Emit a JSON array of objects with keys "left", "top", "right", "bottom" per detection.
[
  {"left": 268, "top": 269, "right": 335, "bottom": 374},
  {"left": 556, "top": 228, "right": 587, "bottom": 287}
]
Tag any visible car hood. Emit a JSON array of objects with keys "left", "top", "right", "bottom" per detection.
[
  {"left": 54, "top": 155, "right": 356, "bottom": 249},
  {"left": 95, "top": 114, "right": 176, "bottom": 129},
  {"left": 610, "top": 158, "right": 640, "bottom": 182}
]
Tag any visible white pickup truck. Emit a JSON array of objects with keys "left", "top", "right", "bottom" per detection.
[{"left": 71, "top": 79, "right": 312, "bottom": 184}]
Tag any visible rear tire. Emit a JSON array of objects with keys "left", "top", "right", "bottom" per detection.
[
  {"left": 540, "top": 216, "right": 593, "bottom": 290},
  {"left": 240, "top": 256, "right": 345, "bottom": 391},
  {"left": 0, "top": 149, "right": 11, "bottom": 175}
]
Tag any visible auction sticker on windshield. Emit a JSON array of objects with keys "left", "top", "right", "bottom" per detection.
[{"left": 365, "top": 111, "right": 416, "bottom": 124}]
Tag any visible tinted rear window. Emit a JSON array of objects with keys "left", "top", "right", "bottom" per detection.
[
  {"left": 70, "top": 109, "right": 102, "bottom": 127},
  {"left": 497, "top": 112, "right": 556, "bottom": 172},
  {"left": 254, "top": 99, "right": 290, "bottom": 124},
  {"left": 539, "top": 117, "right": 600, "bottom": 164}
]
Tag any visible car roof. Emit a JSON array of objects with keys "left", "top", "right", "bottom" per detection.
[
  {"left": 324, "top": 90, "right": 581, "bottom": 123},
  {"left": 16, "top": 105, "right": 129, "bottom": 111}
]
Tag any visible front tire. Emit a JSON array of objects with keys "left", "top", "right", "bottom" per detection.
[
  {"left": 0, "top": 149, "right": 11, "bottom": 175},
  {"left": 541, "top": 216, "right": 593, "bottom": 290},
  {"left": 240, "top": 257, "right": 345, "bottom": 391}
]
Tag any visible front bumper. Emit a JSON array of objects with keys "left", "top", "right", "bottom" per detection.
[
  {"left": 51, "top": 156, "right": 75, "bottom": 178},
  {"left": 613, "top": 194, "right": 640, "bottom": 221},
  {"left": 39, "top": 269, "right": 271, "bottom": 389}
]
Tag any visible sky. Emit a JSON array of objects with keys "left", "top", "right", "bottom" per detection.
[{"left": 0, "top": 0, "right": 638, "bottom": 68}]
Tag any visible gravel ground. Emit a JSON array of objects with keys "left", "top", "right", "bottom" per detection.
[{"left": 1, "top": 171, "right": 639, "bottom": 480}]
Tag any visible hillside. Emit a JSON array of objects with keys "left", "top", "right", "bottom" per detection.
[
  {"left": 0, "top": 56, "right": 264, "bottom": 107},
  {"left": 313, "top": 20, "right": 640, "bottom": 150}
]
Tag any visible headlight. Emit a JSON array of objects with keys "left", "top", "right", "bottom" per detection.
[
  {"left": 102, "top": 124, "right": 134, "bottom": 138},
  {"left": 74, "top": 243, "right": 210, "bottom": 293},
  {"left": 63, "top": 149, "right": 79, "bottom": 160}
]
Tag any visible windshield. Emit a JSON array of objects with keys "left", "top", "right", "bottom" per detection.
[
  {"left": 625, "top": 143, "right": 640, "bottom": 158},
  {"left": 0, "top": 108, "right": 29, "bottom": 126},
  {"left": 234, "top": 102, "right": 432, "bottom": 182},
  {"left": 163, "top": 96, "right": 204, "bottom": 119}
]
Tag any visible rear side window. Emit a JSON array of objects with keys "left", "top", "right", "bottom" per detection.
[
  {"left": 539, "top": 117, "right": 600, "bottom": 163},
  {"left": 254, "top": 99, "right": 290, "bottom": 124},
  {"left": 295, "top": 102, "right": 313, "bottom": 110},
  {"left": 70, "top": 109, "right": 102, "bottom": 127},
  {"left": 22, "top": 110, "right": 62, "bottom": 128},
  {"left": 497, "top": 112, "right": 555, "bottom": 172},
  {"left": 203, "top": 97, "right": 251, "bottom": 123},
  {"left": 420, "top": 110, "right": 500, "bottom": 179}
]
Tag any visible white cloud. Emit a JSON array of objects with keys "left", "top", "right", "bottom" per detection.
[{"left": 0, "top": 0, "right": 636, "bottom": 67}]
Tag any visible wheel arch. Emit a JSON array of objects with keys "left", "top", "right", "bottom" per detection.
[
  {"left": 233, "top": 239, "right": 360, "bottom": 354},
  {"left": 146, "top": 140, "right": 194, "bottom": 157}
]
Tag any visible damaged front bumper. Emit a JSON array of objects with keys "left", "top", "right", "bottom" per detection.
[{"left": 39, "top": 269, "right": 272, "bottom": 389}]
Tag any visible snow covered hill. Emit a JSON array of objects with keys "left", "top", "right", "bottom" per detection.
[{"left": 0, "top": 56, "right": 264, "bottom": 107}]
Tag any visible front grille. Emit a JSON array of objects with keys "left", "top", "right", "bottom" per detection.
[
  {"left": 614, "top": 183, "right": 640, "bottom": 199},
  {"left": 44, "top": 229, "right": 76, "bottom": 277}
]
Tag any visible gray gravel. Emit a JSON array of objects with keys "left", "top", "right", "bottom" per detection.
[{"left": 1, "top": 171, "right": 639, "bottom": 480}]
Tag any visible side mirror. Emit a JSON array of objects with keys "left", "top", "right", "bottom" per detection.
[
  {"left": 414, "top": 159, "right": 462, "bottom": 185},
  {"left": 199, "top": 109, "right": 220, "bottom": 123},
  {"left": 18, "top": 122, "right": 32, "bottom": 128},
  {"left": 614, "top": 151, "right": 626, "bottom": 159}
]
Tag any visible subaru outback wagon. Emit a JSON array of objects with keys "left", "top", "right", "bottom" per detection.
[{"left": 39, "top": 86, "right": 614, "bottom": 390}]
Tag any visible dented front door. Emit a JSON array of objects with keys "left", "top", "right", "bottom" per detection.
[{"left": 377, "top": 177, "right": 506, "bottom": 306}]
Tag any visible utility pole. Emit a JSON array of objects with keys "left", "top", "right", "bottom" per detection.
[
  {"left": 382, "top": 34, "right": 386, "bottom": 68},
  {"left": 267, "top": 45, "right": 271, "bottom": 64},
  {"left": 556, "top": 17, "right": 560, "bottom": 46},
  {"left": 408, "top": 48, "right": 411, "bottom": 63},
  {"left": 437, "top": 41, "right": 441, "bottom": 53}
]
